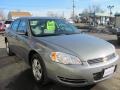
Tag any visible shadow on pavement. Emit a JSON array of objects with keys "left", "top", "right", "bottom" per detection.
[
  {"left": 6, "top": 69, "right": 95, "bottom": 90},
  {"left": 0, "top": 48, "right": 7, "bottom": 57},
  {"left": 0, "top": 48, "right": 19, "bottom": 68}
]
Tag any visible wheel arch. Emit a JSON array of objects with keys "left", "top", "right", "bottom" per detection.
[
  {"left": 29, "top": 50, "right": 49, "bottom": 84},
  {"left": 28, "top": 50, "right": 43, "bottom": 66}
]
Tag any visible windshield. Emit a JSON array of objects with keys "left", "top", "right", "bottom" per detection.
[{"left": 29, "top": 19, "right": 80, "bottom": 37}]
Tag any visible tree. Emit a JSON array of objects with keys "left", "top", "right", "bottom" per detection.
[
  {"left": 0, "top": 8, "right": 5, "bottom": 20},
  {"left": 80, "top": 5, "right": 104, "bottom": 24},
  {"left": 81, "top": 5, "right": 104, "bottom": 15}
]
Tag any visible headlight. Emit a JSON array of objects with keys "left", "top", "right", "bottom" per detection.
[{"left": 50, "top": 52, "right": 82, "bottom": 65}]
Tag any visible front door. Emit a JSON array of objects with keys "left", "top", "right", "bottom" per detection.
[{"left": 15, "top": 19, "right": 29, "bottom": 60}]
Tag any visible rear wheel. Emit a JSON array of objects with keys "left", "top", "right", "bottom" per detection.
[
  {"left": 6, "top": 42, "right": 14, "bottom": 56},
  {"left": 31, "top": 54, "right": 48, "bottom": 85}
]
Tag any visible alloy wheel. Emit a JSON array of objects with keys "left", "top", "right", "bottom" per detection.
[{"left": 32, "top": 59, "right": 42, "bottom": 81}]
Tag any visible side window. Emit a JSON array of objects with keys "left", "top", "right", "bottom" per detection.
[
  {"left": 11, "top": 20, "right": 20, "bottom": 31},
  {"left": 17, "top": 20, "right": 27, "bottom": 33},
  {"left": 30, "top": 20, "right": 44, "bottom": 35}
]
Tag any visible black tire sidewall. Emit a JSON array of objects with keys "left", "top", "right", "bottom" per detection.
[
  {"left": 6, "top": 42, "right": 10, "bottom": 56},
  {"left": 6, "top": 42, "right": 14, "bottom": 56}
]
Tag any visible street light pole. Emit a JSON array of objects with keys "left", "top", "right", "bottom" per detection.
[
  {"left": 107, "top": 5, "right": 114, "bottom": 25},
  {"left": 72, "top": 0, "right": 75, "bottom": 18},
  {"left": 107, "top": 5, "right": 114, "bottom": 16}
]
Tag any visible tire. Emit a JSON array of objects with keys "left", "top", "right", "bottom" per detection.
[
  {"left": 6, "top": 42, "right": 14, "bottom": 56},
  {"left": 31, "top": 53, "right": 48, "bottom": 85}
]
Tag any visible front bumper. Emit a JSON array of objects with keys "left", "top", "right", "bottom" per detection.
[{"left": 45, "top": 55, "right": 119, "bottom": 87}]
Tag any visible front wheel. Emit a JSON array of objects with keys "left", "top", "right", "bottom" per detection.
[{"left": 31, "top": 54, "right": 48, "bottom": 85}]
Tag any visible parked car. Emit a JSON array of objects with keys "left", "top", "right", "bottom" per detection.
[
  {"left": 115, "top": 28, "right": 120, "bottom": 42},
  {"left": 67, "top": 19, "right": 74, "bottom": 24},
  {"left": 115, "top": 14, "right": 120, "bottom": 43},
  {"left": 0, "top": 22, "right": 5, "bottom": 33},
  {"left": 5, "top": 17, "right": 119, "bottom": 87},
  {"left": 4, "top": 20, "right": 13, "bottom": 29}
]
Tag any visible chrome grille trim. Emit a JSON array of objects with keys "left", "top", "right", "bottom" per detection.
[{"left": 87, "top": 53, "right": 116, "bottom": 65}]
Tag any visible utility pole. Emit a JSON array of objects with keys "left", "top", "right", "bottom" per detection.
[{"left": 72, "top": 0, "right": 75, "bottom": 19}]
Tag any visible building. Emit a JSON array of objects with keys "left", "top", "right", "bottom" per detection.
[
  {"left": 8, "top": 11, "right": 32, "bottom": 20},
  {"left": 79, "top": 12, "right": 115, "bottom": 25}
]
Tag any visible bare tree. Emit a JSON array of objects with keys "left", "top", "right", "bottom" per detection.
[
  {"left": 0, "top": 8, "right": 5, "bottom": 20},
  {"left": 82, "top": 5, "right": 104, "bottom": 14},
  {"left": 80, "top": 5, "right": 104, "bottom": 24},
  {"left": 47, "top": 11, "right": 57, "bottom": 17}
]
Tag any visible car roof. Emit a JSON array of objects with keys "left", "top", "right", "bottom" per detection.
[{"left": 18, "top": 17, "right": 62, "bottom": 20}]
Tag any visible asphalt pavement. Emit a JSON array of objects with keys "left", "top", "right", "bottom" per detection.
[{"left": 0, "top": 33, "right": 120, "bottom": 90}]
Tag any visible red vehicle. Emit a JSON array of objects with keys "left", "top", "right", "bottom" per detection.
[{"left": 0, "top": 22, "right": 5, "bottom": 33}]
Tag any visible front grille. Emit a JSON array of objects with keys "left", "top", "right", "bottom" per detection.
[
  {"left": 87, "top": 53, "right": 116, "bottom": 65},
  {"left": 58, "top": 76, "right": 87, "bottom": 84},
  {"left": 93, "top": 71, "right": 104, "bottom": 80}
]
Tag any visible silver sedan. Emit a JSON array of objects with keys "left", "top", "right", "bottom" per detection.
[{"left": 5, "top": 17, "right": 119, "bottom": 87}]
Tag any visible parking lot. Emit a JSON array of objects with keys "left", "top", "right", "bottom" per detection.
[{"left": 0, "top": 33, "right": 120, "bottom": 90}]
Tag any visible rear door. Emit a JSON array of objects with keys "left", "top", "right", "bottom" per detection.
[{"left": 6, "top": 19, "right": 20, "bottom": 53}]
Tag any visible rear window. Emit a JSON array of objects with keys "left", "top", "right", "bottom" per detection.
[{"left": 5, "top": 21, "right": 12, "bottom": 24}]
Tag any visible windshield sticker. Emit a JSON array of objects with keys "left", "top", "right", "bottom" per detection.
[
  {"left": 47, "top": 21, "right": 56, "bottom": 31},
  {"left": 44, "top": 21, "right": 56, "bottom": 33}
]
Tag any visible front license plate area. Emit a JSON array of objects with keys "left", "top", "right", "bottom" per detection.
[{"left": 103, "top": 66, "right": 115, "bottom": 77}]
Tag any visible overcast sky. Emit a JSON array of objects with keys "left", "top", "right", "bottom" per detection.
[{"left": 0, "top": 0, "right": 120, "bottom": 18}]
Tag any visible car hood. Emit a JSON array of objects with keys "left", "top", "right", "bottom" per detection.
[{"left": 39, "top": 34, "right": 115, "bottom": 61}]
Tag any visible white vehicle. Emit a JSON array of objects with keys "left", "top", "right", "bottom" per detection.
[
  {"left": 4, "top": 20, "right": 12, "bottom": 28},
  {"left": 67, "top": 19, "right": 74, "bottom": 24}
]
